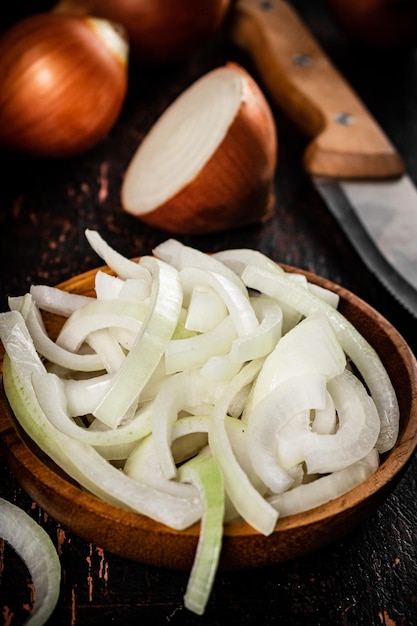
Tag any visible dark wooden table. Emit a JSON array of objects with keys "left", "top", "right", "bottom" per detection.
[{"left": 1, "top": 1, "right": 417, "bottom": 624}]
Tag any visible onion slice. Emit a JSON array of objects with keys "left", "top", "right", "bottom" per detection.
[
  {"left": 0, "top": 498, "right": 61, "bottom": 626},
  {"left": 247, "top": 372, "right": 327, "bottom": 493},
  {"left": 85, "top": 229, "right": 150, "bottom": 280},
  {"left": 92, "top": 257, "right": 183, "bottom": 428},
  {"left": 302, "top": 369, "right": 380, "bottom": 474},
  {"left": 208, "top": 358, "right": 278, "bottom": 536},
  {"left": 179, "top": 453, "right": 225, "bottom": 616},
  {"left": 10, "top": 294, "right": 104, "bottom": 372},
  {"left": 268, "top": 449, "right": 380, "bottom": 517}
]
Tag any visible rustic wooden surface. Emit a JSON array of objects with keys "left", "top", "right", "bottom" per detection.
[{"left": 1, "top": 1, "right": 417, "bottom": 624}]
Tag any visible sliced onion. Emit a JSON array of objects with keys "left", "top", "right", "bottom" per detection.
[
  {"left": 213, "top": 247, "right": 285, "bottom": 277},
  {"left": 242, "top": 264, "right": 399, "bottom": 452},
  {"left": 180, "top": 267, "right": 259, "bottom": 338},
  {"left": 229, "top": 295, "right": 282, "bottom": 363},
  {"left": 165, "top": 315, "right": 237, "bottom": 375},
  {"left": 179, "top": 453, "right": 224, "bottom": 616},
  {"left": 275, "top": 410, "right": 312, "bottom": 470},
  {"left": 56, "top": 298, "right": 147, "bottom": 352},
  {"left": 151, "top": 370, "right": 228, "bottom": 479},
  {"left": 268, "top": 449, "right": 380, "bottom": 517},
  {"left": 0, "top": 497, "right": 61, "bottom": 626},
  {"left": 246, "top": 312, "right": 346, "bottom": 414},
  {"left": 208, "top": 358, "right": 278, "bottom": 536},
  {"left": 246, "top": 372, "right": 327, "bottom": 494},
  {"left": 200, "top": 295, "right": 282, "bottom": 383},
  {"left": 185, "top": 284, "right": 228, "bottom": 332},
  {"left": 32, "top": 371, "right": 152, "bottom": 447},
  {"left": 92, "top": 257, "right": 183, "bottom": 428},
  {"left": 10, "top": 294, "right": 104, "bottom": 372},
  {"left": 211, "top": 249, "right": 302, "bottom": 332},
  {"left": 302, "top": 369, "right": 381, "bottom": 474},
  {"left": 124, "top": 434, "right": 201, "bottom": 500},
  {"left": 154, "top": 238, "right": 248, "bottom": 293},
  {"left": 63, "top": 373, "right": 112, "bottom": 416},
  {"left": 85, "top": 229, "right": 150, "bottom": 280},
  {"left": 84, "top": 328, "right": 126, "bottom": 373},
  {"left": 311, "top": 390, "right": 337, "bottom": 434},
  {"left": 30, "top": 284, "right": 93, "bottom": 316}
]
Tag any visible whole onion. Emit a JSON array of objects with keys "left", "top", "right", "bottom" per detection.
[
  {"left": 0, "top": 13, "right": 129, "bottom": 158},
  {"left": 53, "top": 0, "right": 232, "bottom": 64}
]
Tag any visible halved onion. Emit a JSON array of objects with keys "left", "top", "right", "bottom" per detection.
[{"left": 121, "top": 63, "right": 277, "bottom": 234}]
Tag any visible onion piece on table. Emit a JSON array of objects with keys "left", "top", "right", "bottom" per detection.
[
  {"left": 121, "top": 63, "right": 277, "bottom": 234},
  {"left": 0, "top": 498, "right": 61, "bottom": 626}
]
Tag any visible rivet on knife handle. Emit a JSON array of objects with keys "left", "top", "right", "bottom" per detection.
[{"left": 230, "top": 0, "right": 404, "bottom": 180}]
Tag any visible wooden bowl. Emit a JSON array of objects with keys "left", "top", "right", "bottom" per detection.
[{"left": 1, "top": 264, "right": 416, "bottom": 571}]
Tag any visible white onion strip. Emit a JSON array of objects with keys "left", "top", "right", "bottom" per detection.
[
  {"left": 30, "top": 284, "right": 93, "bottom": 316},
  {"left": 151, "top": 371, "right": 228, "bottom": 479},
  {"left": 208, "top": 358, "right": 278, "bottom": 536},
  {"left": 268, "top": 449, "right": 380, "bottom": 517},
  {"left": 180, "top": 267, "right": 259, "bottom": 338},
  {"left": 247, "top": 372, "right": 327, "bottom": 493},
  {"left": 0, "top": 497, "right": 61, "bottom": 626},
  {"left": 154, "top": 238, "right": 247, "bottom": 293},
  {"left": 92, "top": 257, "right": 183, "bottom": 428},
  {"left": 302, "top": 368, "right": 380, "bottom": 474},
  {"left": 85, "top": 229, "right": 150, "bottom": 280},
  {"left": 10, "top": 294, "right": 104, "bottom": 372},
  {"left": 32, "top": 371, "right": 152, "bottom": 447},
  {"left": 56, "top": 298, "right": 147, "bottom": 352},
  {"left": 165, "top": 315, "right": 237, "bottom": 374}
]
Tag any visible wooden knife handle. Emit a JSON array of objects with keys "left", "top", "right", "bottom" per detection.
[{"left": 229, "top": 0, "right": 404, "bottom": 179}]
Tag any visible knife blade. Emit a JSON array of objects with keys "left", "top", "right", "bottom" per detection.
[{"left": 229, "top": 0, "right": 417, "bottom": 317}]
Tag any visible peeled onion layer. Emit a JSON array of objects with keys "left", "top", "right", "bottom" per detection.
[
  {"left": 121, "top": 63, "right": 277, "bottom": 235},
  {"left": 0, "top": 231, "right": 401, "bottom": 616}
]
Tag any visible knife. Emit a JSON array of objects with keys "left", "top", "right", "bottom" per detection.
[{"left": 229, "top": 0, "right": 417, "bottom": 317}]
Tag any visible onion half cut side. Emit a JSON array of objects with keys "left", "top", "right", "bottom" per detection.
[{"left": 121, "top": 63, "right": 277, "bottom": 234}]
